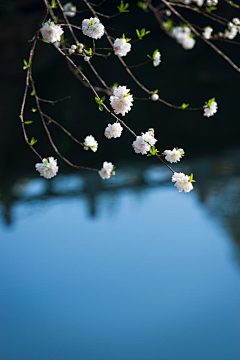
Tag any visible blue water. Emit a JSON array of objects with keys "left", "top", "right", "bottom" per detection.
[{"left": 0, "top": 164, "right": 240, "bottom": 360}]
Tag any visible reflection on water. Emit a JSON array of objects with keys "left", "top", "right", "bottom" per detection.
[
  {"left": 1, "top": 148, "right": 240, "bottom": 261},
  {"left": 0, "top": 149, "right": 240, "bottom": 360}
]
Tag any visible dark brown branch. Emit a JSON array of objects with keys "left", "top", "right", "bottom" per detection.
[
  {"left": 38, "top": 96, "right": 71, "bottom": 105},
  {"left": 43, "top": 114, "right": 84, "bottom": 147}
]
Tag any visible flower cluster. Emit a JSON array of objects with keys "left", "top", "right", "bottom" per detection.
[
  {"left": 99, "top": 162, "right": 116, "bottom": 179},
  {"left": 69, "top": 43, "right": 84, "bottom": 54},
  {"left": 203, "top": 98, "right": 218, "bottom": 117},
  {"left": 132, "top": 128, "right": 157, "bottom": 155},
  {"left": 40, "top": 20, "right": 64, "bottom": 43},
  {"left": 104, "top": 123, "right": 123, "bottom": 139},
  {"left": 224, "top": 19, "right": 240, "bottom": 40},
  {"left": 113, "top": 38, "right": 131, "bottom": 57},
  {"left": 63, "top": 2, "right": 77, "bottom": 17},
  {"left": 172, "top": 172, "right": 194, "bottom": 193},
  {"left": 164, "top": 148, "right": 184, "bottom": 163},
  {"left": 82, "top": 17, "right": 104, "bottom": 39},
  {"left": 110, "top": 85, "right": 134, "bottom": 116},
  {"left": 83, "top": 135, "right": 98, "bottom": 152},
  {"left": 35, "top": 157, "right": 58, "bottom": 179},
  {"left": 153, "top": 51, "right": 161, "bottom": 67},
  {"left": 172, "top": 26, "right": 196, "bottom": 50},
  {"left": 203, "top": 26, "right": 213, "bottom": 39}
]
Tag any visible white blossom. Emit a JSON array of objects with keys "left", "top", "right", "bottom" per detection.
[
  {"left": 84, "top": 56, "right": 90, "bottom": 61},
  {"left": 153, "top": 51, "right": 161, "bottom": 67},
  {"left": 233, "top": 18, "right": 240, "bottom": 25},
  {"left": 132, "top": 136, "right": 151, "bottom": 155},
  {"left": 63, "top": 2, "right": 77, "bottom": 17},
  {"left": 99, "top": 162, "right": 115, "bottom": 179},
  {"left": 82, "top": 17, "right": 104, "bottom": 39},
  {"left": 182, "top": 36, "right": 195, "bottom": 50},
  {"left": 110, "top": 85, "right": 133, "bottom": 116},
  {"left": 224, "top": 24, "right": 238, "bottom": 40},
  {"left": 151, "top": 93, "right": 159, "bottom": 101},
  {"left": 142, "top": 130, "right": 157, "bottom": 146},
  {"left": 203, "top": 99, "right": 218, "bottom": 117},
  {"left": 172, "top": 172, "right": 194, "bottom": 193},
  {"left": 40, "top": 20, "right": 64, "bottom": 43},
  {"left": 113, "top": 38, "right": 131, "bottom": 57},
  {"left": 83, "top": 135, "right": 98, "bottom": 152},
  {"left": 206, "top": 0, "right": 218, "bottom": 5},
  {"left": 164, "top": 148, "right": 184, "bottom": 163},
  {"left": 104, "top": 123, "right": 123, "bottom": 139},
  {"left": 132, "top": 129, "right": 157, "bottom": 155},
  {"left": 35, "top": 157, "right": 58, "bottom": 179},
  {"left": 195, "top": 0, "right": 204, "bottom": 5},
  {"left": 172, "top": 26, "right": 196, "bottom": 50},
  {"left": 77, "top": 43, "right": 84, "bottom": 53},
  {"left": 203, "top": 26, "right": 213, "bottom": 39}
]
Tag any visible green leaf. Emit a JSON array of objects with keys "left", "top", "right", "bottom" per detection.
[
  {"left": 23, "top": 59, "right": 31, "bottom": 70},
  {"left": 148, "top": 145, "right": 159, "bottom": 156},
  {"left": 101, "top": 96, "right": 105, "bottom": 102},
  {"left": 84, "top": 48, "right": 92, "bottom": 56},
  {"left": 30, "top": 90, "right": 35, "bottom": 96},
  {"left": 31, "top": 108, "right": 37, "bottom": 113},
  {"left": 30, "top": 137, "right": 38, "bottom": 146},
  {"left": 189, "top": 173, "right": 196, "bottom": 183},
  {"left": 147, "top": 54, "right": 152, "bottom": 60},
  {"left": 51, "top": 0, "right": 58, "bottom": 8},
  {"left": 205, "top": 6, "right": 217, "bottom": 12},
  {"left": 117, "top": 1, "right": 129, "bottom": 13},
  {"left": 95, "top": 97, "right": 100, "bottom": 104},
  {"left": 137, "top": 1, "right": 148, "bottom": 12},
  {"left": 99, "top": 105, "right": 103, "bottom": 111},
  {"left": 124, "top": 93, "right": 130, "bottom": 97},
  {"left": 153, "top": 89, "right": 158, "bottom": 94},
  {"left": 163, "top": 20, "right": 174, "bottom": 32},
  {"left": 42, "top": 39, "right": 50, "bottom": 43},
  {"left": 182, "top": 103, "right": 189, "bottom": 109},
  {"left": 152, "top": 49, "right": 159, "bottom": 59},
  {"left": 206, "top": 97, "right": 215, "bottom": 108},
  {"left": 136, "top": 28, "right": 150, "bottom": 40},
  {"left": 25, "top": 121, "right": 33, "bottom": 124},
  {"left": 112, "top": 82, "right": 118, "bottom": 88}
]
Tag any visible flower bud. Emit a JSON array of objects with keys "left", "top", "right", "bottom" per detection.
[{"left": 151, "top": 93, "right": 159, "bottom": 101}]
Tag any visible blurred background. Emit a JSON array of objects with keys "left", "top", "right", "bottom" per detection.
[{"left": 0, "top": 0, "right": 240, "bottom": 359}]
